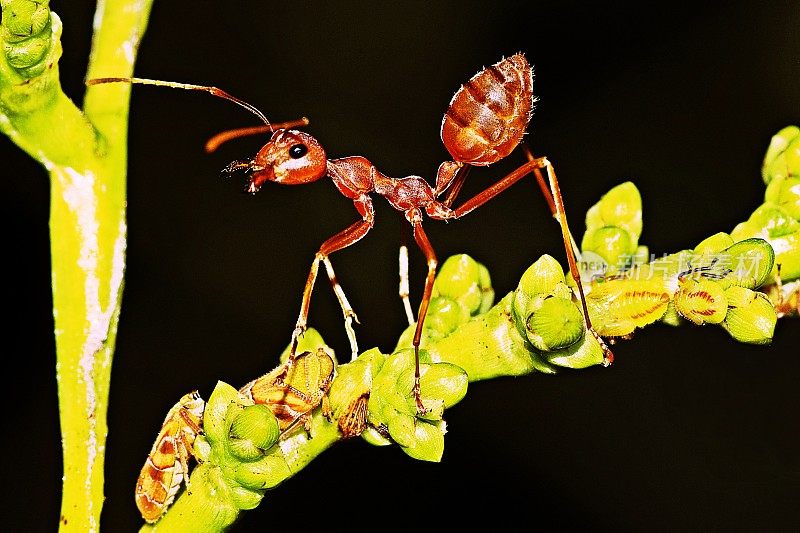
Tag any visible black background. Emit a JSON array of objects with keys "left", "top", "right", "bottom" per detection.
[{"left": 5, "top": 1, "right": 800, "bottom": 531}]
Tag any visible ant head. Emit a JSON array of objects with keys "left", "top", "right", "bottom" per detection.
[{"left": 244, "top": 129, "right": 327, "bottom": 193}]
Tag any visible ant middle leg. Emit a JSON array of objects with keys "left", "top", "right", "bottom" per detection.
[
  {"left": 289, "top": 198, "right": 375, "bottom": 369},
  {"left": 321, "top": 256, "right": 360, "bottom": 360},
  {"left": 398, "top": 223, "right": 415, "bottom": 325},
  {"left": 407, "top": 211, "right": 438, "bottom": 413}
]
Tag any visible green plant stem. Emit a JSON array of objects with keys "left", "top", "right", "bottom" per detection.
[{"left": 1, "top": 1, "right": 153, "bottom": 530}]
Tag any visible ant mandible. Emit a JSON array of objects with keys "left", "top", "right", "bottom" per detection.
[{"left": 90, "top": 53, "right": 613, "bottom": 411}]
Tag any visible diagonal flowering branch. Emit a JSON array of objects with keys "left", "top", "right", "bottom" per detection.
[
  {"left": 0, "top": 1, "right": 153, "bottom": 530},
  {"left": 142, "top": 136, "right": 799, "bottom": 530}
]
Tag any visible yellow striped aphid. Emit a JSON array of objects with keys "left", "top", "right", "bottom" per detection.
[
  {"left": 135, "top": 391, "right": 205, "bottom": 523},
  {"left": 586, "top": 275, "right": 671, "bottom": 338},
  {"left": 240, "top": 348, "right": 335, "bottom": 434}
]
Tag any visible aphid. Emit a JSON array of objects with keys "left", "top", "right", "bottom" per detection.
[
  {"left": 586, "top": 277, "right": 671, "bottom": 337},
  {"left": 135, "top": 391, "right": 205, "bottom": 523},
  {"left": 135, "top": 348, "right": 335, "bottom": 522},
  {"left": 89, "top": 53, "right": 613, "bottom": 414},
  {"left": 240, "top": 348, "right": 335, "bottom": 434}
]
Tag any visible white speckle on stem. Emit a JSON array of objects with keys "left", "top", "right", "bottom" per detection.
[
  {"left": 279, "top": 432, "right": 310, "bottom": 464},
  {"left": 92, "top": 0, "right": 106, "bottom": 32},
  {"left": 57, "top": 166, "right": 126, "bottom": 533},
  {"left": 122, "top": 39, "right": 136, "bottom": 65}
]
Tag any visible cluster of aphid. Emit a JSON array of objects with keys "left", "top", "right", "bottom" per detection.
[
  {"left": 576, "top": 182, "right": 790, "bottom": 343},
  {"left": 135, "top": 348, "right": 336, "bottom": 522}
]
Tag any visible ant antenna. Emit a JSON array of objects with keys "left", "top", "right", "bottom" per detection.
[
  {"left": 204, "top": 118, "right": 310, "bottom": 153},
  {"left": 87, "top": 77, "right": 273, "bottom": 130}
]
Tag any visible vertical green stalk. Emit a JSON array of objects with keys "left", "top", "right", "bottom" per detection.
[{"left": 0, "top": 1, "right": 153, "bottom": 530}]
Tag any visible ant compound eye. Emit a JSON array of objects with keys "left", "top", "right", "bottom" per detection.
[{"left": 289, "top": 144, "right": 308, "bottom": 159}]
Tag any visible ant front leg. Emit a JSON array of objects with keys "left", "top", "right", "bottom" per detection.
[
  {"left": 406, "top": 209, "right": 438, "bottom": 413},
  {"left": 289, "top": 196, "right": 375, "bottom": 366}
]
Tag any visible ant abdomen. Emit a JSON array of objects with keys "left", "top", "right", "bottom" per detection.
[{"left": 441, "top": 53, "right": 534, "bottom": 166}]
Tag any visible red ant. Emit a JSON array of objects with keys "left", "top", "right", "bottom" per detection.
[{"left": 89, "top": 53, "right": 613, "bottom": 411}]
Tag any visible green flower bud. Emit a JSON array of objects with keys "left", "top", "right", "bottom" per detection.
[
  {"left": 434, "top": 254, "right": 481, "bottom": 298},
  {"left": 730, "top": 221, "right": 758, "bottom": 243},
  {"left": 581, "top": 226, "right": 634, "bottom": 268},
  {"left": 584, "top": 203, "right": 604, "bottom": 232},
  {"left": 394, "top": 365, "right": 450, "bottom": 420},
  {"left": 748, "top": 204, "right": 800, "bottom": 238},
  {"left": 386, "top": 410, "right": 416, "bottom": 448},
  {"left": 525, "top": 296, "right": 584, "bottom": 351},
  {"left": 633, "top": 245, "right": 650, "bottom": 265},
  {"left": 228, "top": 439, "right": 264, "bottom": 462},
  {"left": 762, "top": 125, "right": 800, "bottom": 185},
  {"left": 372, "top": 350, "right": 415, "bottom": 392},
  {"left": 544, "top": 332, "right": 604, "bottom": 369},
  {"left": 598, "top": 181, "right": 643, "bottom": 239},
  {"left": 366, "top": 393, "right": 389, "bottom": 430},
  {"left": 229, "top": 486, "right": 264, "bottom": 511},
  {"left": 361, "top": 426, "right": 392, "bottom": 447},
  {"left": 675, "top": 279, "right": 727, "bottom": 325},
  {"left": 416, "top": 398, "right": 445, "bottom": 422},
  {"left": 477, "top": 264, "right": 494, "bottom": 313},
  {"left": 2, "top": 0, "right": 50, "bottom": 38},
  {"left": 768, "top": 231, "right": 800, "bottom": 282},
  {"left": 552, "top": 281, "right": 573, "bottom": 300},
  {"left": 395, "top": 258, "right": 492, "bottom": 346},
  {"left": 518, "top": 254, "right": 565, "bottom": 296},
  {"left": 425, "top": 296, "right": 470, "bottom": 336},
  {"left": 694, "top": 232, "right": 734, "bottom": 255},
  {"left": 4, "top": 33, "right": 50, "bottom": 69},
  {"left": 418, "top": 362, "right": 468, "bottom": 409},
  {"left": 193, "top": 435, "right": 212, "bottom": 463},
  {"left": 329, "top": 347, "right": 385, "bottom": 422},
  {"left": 401, "top": 421, "right": 445, "bottom": 463},
  {"left": 385, "top": 384, "right": 415, "bottom": 417},
  {"left": 204, "top": 381, "right": 247, "bottom": 444},
  {"left": 232, "top": 452, "right": 292, "bottom": 490},
  {"left": 720, "top": 238, "right": 774, "bottom": 289},
  {"left": 728, "top": 204, "right": 799, "bottom": 283},
  {"left": 432, "top": 254, "right": 494, "bottom": 316},
  {"left": 722, "top": 286, "right": 777, "bottom": 344},
  {"left": 230, "top": 404, "right": 280, "bottom": 451},
  {"left": 765, "top": 176, "right": 800, "bottom": 221}
]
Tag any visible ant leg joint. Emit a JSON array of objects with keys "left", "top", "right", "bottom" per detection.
[
  {"left": 592, "top": 329, "right": 614, "bottom": 366},
  {"left": 292, "top": 323, "right": 307, "bottom": 339}
]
